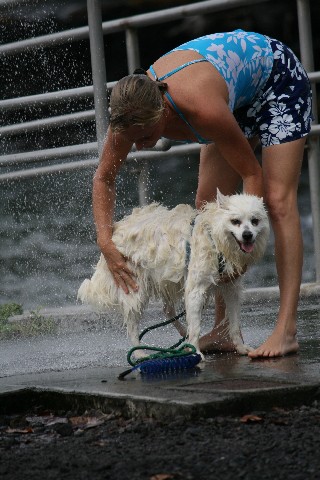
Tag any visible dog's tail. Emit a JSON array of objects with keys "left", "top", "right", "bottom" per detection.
[
  {"left": 77, "top": 274, "right": 143, "bottom": 325},
  {"left": 77, "top": 279, "right": 92, "bottom": 304}
]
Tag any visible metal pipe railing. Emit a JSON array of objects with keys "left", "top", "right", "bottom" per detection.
[
  {"left": 0, "top": 143, "right": 99, "bottom": 167},
  {"left": 297, "top": 0, "right": 320, "bottom": 282},
  {"left": 1, "top": 69, "right": 319, "bottom": 114},
  {"left": 0, "top": 0, "right": 271, "bottom": 56},
  {"left": 0, "top": 138, "right": 171, "bottom": 168},
  {"left": 0, "top": 0, "right": 319, "bottom": 281},
  {"left": 124, "top": 27, "right": 150, "bottom": 205},
  {"left": 0, "top": 86, "right": 95, "bottom": 111},
  {"left": 2, "top": 110, "right": 320, "bottom": 140},
  {"left": 125, "top": 28, "right": 141, "bottom": 75},
  {"left": 1, "top": 126, "right": 320, "bottom": 180},
  {"left": 0, "top": 143, "right": 201, "bottom": 181},
  {"left": 0, "top": 110, "right": 96, "bottom": 136},
  {"left": 87, "top": 0, "right": 109, "bottom": 155}
]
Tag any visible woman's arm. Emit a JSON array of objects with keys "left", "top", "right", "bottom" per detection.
[
  {"left": 191, "top": 93, "right": 263, "bottom": 197},
  {"left": 173, "top": 67, "right": 264, "bottom": 197},
  {"left": 93, "top": 128, "right": 138, "bottom": 293}
]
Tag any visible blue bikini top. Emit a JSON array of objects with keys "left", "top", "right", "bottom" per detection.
[{"left": 149, "top": 60, "right": 213, "bottom": 145}]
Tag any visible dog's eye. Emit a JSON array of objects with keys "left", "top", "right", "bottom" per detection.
[
  {"left": 231, "top": 219, "right": 241, "bottom": 226},
  {"left": 251, "top": 218, "right": 259, "bottom": 226}
]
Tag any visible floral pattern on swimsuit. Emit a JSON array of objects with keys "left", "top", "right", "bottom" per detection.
[
  {"left": 235, "top": 38, "right": 313, "bottom": 146},
  {"left": 169, "top": 29, "right": 274, "bottom": 111}
]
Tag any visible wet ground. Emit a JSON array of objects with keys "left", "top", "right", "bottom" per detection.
[
  {"left": 0, "top": 285, "right": 320, "bottom": 479},
  {"left": 1, "top": 286, "right": 320, "bottom": 377}
]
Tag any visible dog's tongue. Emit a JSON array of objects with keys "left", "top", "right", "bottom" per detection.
[{"left": 241, "top": 242, "right": 255, "bottom": 253}]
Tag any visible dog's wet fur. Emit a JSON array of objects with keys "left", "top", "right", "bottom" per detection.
[{"left": 78, "top": 190, "right": 270, "bottom": 358}]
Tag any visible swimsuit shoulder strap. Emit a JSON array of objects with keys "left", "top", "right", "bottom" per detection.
[
  {"left": 149, "top": 60, "right": 212, "bottom": 145},
  {"left": 164, "top": 91, "right": 211, "bottom": 144},
  {"left": 150, "top": 58, "right": 208, "bottom": 81},
  {"left": 149, "top": 65, "right": 159, "bottom": 80}
]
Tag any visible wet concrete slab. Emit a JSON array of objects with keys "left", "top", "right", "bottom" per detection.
[
  {"left": 0, "top": 284, "right": 319, "bottom": 419},
  {"left": 0, "top": 355, "right": 320, "bottom": 419}
]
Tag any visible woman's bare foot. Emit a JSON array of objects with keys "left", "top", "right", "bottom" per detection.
[
  {"left": 248, "top": 329, "right": 299, "bottom": 359},
  {"left": 199, "top": 326, "right": 238, "bottom": 353}
]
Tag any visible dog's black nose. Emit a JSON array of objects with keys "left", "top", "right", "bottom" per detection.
[{"left": 242, "top": 230, "right": 253, "bottom": 242}]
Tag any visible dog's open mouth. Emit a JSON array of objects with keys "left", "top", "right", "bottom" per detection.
[
  {"left": 239, "top": 241, "right": 255, "bottom": 253},
  {"left": 232, "top": 234, "right": 255, "bottom": 253}
]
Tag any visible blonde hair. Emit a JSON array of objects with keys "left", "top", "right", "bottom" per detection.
[{"left": 109, "top": 74, "right": 167, "bottom": 132}]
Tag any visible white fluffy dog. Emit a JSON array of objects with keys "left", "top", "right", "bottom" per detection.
[{"left": 78, "top": 190, "right": 269, "bottom": 357}]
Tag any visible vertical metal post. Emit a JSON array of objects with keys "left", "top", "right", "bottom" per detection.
[
  {"left": 137, "top": 162, "right": 150, "bottom": 206},
  {"left": 297, "top": 0, "right": 320, "bottom": 282},
  {"left": 125, "top": 28, "right": 141, "bottom": 74},
  {"left": 125, "top": 27, "right": 150, "bottom": 206},
  {"left": 87, "top": 0, "right": 109, "bottom": 156}
]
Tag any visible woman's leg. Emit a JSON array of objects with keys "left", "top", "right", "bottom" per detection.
[
  {"left": 196, "top": 142, "right": 255, "bottom": 352},
  {"left": 195, "top": 144, "right": 242, "bottom": 207},
  {"left": 248, "top": 137, "right": 306, "bottom": 358}
]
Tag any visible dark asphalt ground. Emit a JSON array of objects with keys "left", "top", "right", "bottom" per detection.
[{"left": 1, "top": 401, "right": 320, "bottom": 480}]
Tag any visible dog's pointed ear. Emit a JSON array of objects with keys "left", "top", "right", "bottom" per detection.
[{"left": 216, "top": 188, "right": 228, "bottom": 208}]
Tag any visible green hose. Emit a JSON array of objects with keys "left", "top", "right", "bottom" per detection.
[
  {"left": 127, "top": 343, "right": 197, "bottom": 367},
  {"left": 126, "top": 310, "right": 193, "bottom": 367}
]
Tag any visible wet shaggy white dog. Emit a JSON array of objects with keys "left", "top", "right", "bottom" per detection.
[{"left": 78, "top": 191, "right": 269, "bottom": 357}]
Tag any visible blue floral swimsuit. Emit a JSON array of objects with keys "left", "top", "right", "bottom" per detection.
[{"left": 149, "top": 29, "right": 313, "bottom": 147}]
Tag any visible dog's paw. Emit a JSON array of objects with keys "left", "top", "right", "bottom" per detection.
[
  {"left": 191, "top": 350, "right": 205, "bottom": 362},
  {"left": 197, "top": 351, "right": 205, "bottom": 362},
  {"left": 235, "top": 343, "right": 253, "bottom": 355}
]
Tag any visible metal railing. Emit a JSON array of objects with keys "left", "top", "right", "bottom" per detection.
[{"left": 0, "top": 0, "right": 319, "bottom": 281}]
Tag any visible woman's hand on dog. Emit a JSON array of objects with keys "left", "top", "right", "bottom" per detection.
[{"left": 102, "top": 242, "right": 138, "bottom": 294}]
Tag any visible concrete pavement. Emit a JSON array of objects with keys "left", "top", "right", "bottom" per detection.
[{"left": 0, "top": 283, "right": 319, "bottom": 419}]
